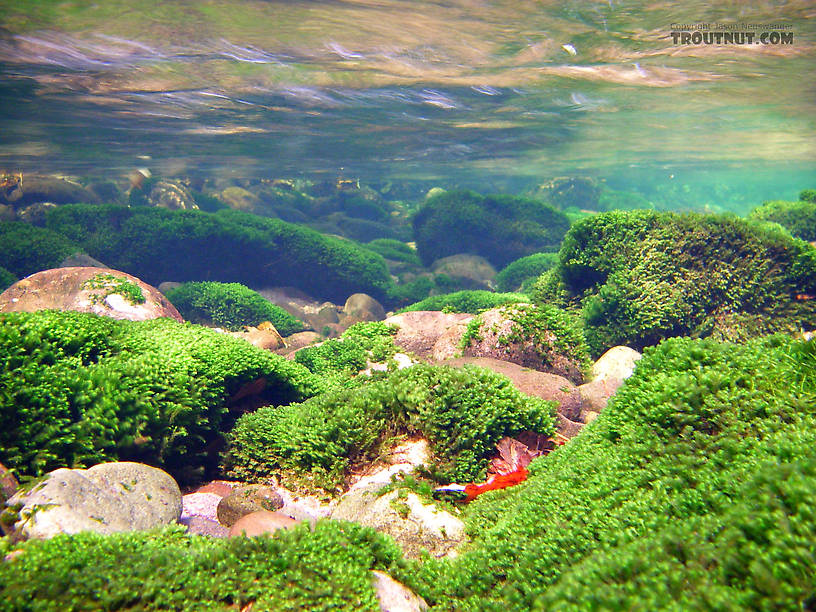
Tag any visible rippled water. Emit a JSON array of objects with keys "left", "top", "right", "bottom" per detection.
[{"left": 0, "top": 0, "right": 814, "bottom": 208}]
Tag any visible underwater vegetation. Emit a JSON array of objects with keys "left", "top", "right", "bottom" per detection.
[
  {"left": 0, "top": 310, "right": 318, "bottom": 484},
  {"left": 0, "top": 267, "right": 16, "bottom": 293},
  {"left": 533, "top": 210, "right": 816, "bottom": 356},
  {"left": 2, "top": 336, "right": 813, "bottom": 610},
  {"left": 412, "top": 190, "right": 570, "bottom": 269},
  {"left": 44, "top": 204, "right": 393, "bottom": 304},
  {"left": 412, "top": 335, "right": 816, "bottom": 610},
  {"left": 749, "top": 191, "right": 816, "bottom": 242},
  {"left": 495, "top": 252, "right": 559, "bottom": 293},
  {"left": 399, "top": 289, "right": 529, "bottom": 314},
  {"left": 164, "top": 281, "right": 304, "bottom": 335},
  {"left": 224, "top": 362, "right": 556, "bottom": 492},
  {"left": 0, "top": 221, "right": 81, "bottom": 278}
]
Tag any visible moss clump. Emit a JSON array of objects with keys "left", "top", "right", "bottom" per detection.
[
  {"left": 45, "top": 204, "right": 393, "bottom": 304},
  {"left": 81, "top": 272, "right": 145, "bottom": 305},
  {"left": 412, "top": 190, "right": 570, "bottom": 269},
  {"left": 294, "top": 322, "right": 399, "bottom": 379},
  {"left": 413, "top": 336, "right": 816, "bottom": 610},
  {"left": 532, "top": 210, "right": 816, "bottom": 356},
  {"left": 0, "top": 521, "right": 409, "bottom": 611},
  {"left": 799, "top": 188, "right": 816, "bottom": 203},
  {"left": 0, "top": 266, "right": 17, "bottom": 292},
  {"left": 164, "top": 281, "right": 303, "bottom": 335},
  {"left": 224, "top": 363, "right": 555, "bottom": 491},
  {"left": 0, "top": 310, "right": 318, "bottom": 484},
  {"left": 399, "top": 290, "right": 529, "bottom": 314},
  {"left": 749, "top": 199, "right": 816, "bottom": 242},
  {"left": 0, "top": 220, "right": 81, "bottom": 278},
  {"left": 362, "top": 239, "right": 422, "bottom": 266},
  {"left": 495, "top": 252, "right": 559, "bottom": 292}
]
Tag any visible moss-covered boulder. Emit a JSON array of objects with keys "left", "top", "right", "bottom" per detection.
[
  {"left": 412, "top": 190, "right": 570, "bottom": 268},
  {"left": 164, "top": 281, "right": 304, "bottom": 334},
  {"left": 532, "top": 210, "right": 816, "bottom": 356},
  {"left": 399, "top": 290, "right": 529, "bottom": 314},
  {"left": 461, "top": 304, "right": 591, "bottom": 384},
  {"left": 0, "top": 310, "right": 318, "bottom": 484},
  {"left": 496, "top": 252, "right": 559, "bottom": 292},
  {"left": 749, "top": 198, "right": 816, "bottom": 242},
  {"left": 45, "top": 204, "right": 393, "bottom": 304},
  {"left": 0, "top": 220, "right": 82, "bottom": 278},
  {"left": 0, "top": 267, "right": 183, "bottom": 322}
]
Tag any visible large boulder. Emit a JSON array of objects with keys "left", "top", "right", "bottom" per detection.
[
  {"left": 0, "top": 267, "right": 183, "bottom": 322},
  {"left": 385, "top": 311, "right": 474, "bottom": 360},
  {"left": 331, "top": 485, "right": 465, "bottom": 559},
  {"left": 461, "top": 306, "right": 587, "bottom": 384},
  {"left": 2, "top": 462, "right": 182, "bottom": 540}
]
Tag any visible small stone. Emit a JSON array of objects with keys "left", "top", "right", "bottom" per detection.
[
  {"left": 590, "top": 346, "right": 642, "bottom": 383},
  {"left": 180, "top": 516, "right": 229, "bottom": 538},
  {"left": 228, "top": 511, "right": 297, "bottom": 537},
  {"left": 371, "top": 570, "right": 429, "bottom": 611},
  {"left": 217, "top": 485, "right": 284, "bottom": 527}
]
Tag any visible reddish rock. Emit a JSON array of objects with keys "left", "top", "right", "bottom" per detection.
[
  {"left": 228, "top": 510, "right": 298, "bottom": 537},
  {"left": 461, "top": 306, "right": 585, "bottom": 384},
  {"left": 578, "top": 378, "right": 625, "bottom": 414},
  {"left": 195, "top": 481, "right": 235, "bottom": 497},
  {"left": 0, "top": 267, "right": 183, "bottom": 322},
  {"left": 444, "top": 356, "right": 583, "bottom": 421},
  {"left": 385, "top": 311, "right": 474, "bottom": 360}
]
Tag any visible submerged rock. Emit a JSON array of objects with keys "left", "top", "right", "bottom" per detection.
[
  {"left": 332, "top": 485, "right": 465, "bottom": 559},
  {"left": 0, "top": 174, "right": 99, "bottom": 207},
  {"left": 385, "top": 311, "right": 474, "bottom": 360},
  {"left": 2, "top": 462, "right": 182, "bottom": 541},
  {"left": 216, "top": 485, "right": 284, "bottom": 527},
  {"left": 590, "top": 346, "right": 642, "bottom": 382},
  {"left": 371, "top": 571, "right": 429, "bottom": 611},
  {"left": 431, "top": 254, "right": 497, "bottom": 290},
  {"left": 343, "top": 292, "right": 386, "bottom": 322},
  {"left": 0, "top": 267, "right": 183, "bottom": 322},
  {"left": 228, "top": 510, "right": 298, "bottom": 537}
]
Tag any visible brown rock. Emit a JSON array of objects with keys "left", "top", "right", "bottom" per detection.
[
  {"left": 0, "top": 462, "right": 19, "bottom": 505},
  {"left": 577, "top": 377, "right": 624, "bottom": 414},
  {"left": 181, "top": 516, "right": 229, "bottom": 538},
  {"left": 217, "top": 485, "right": 284, "bottom": 527},
  {"left": 444, "top": 357, "right": 583, "bottom": 422},
  {"left": 230, "top": 325, "right": 285, "bottom": 351},
  {"left": 343, "top": 293, "right": 386, "bottom": 322},
  {"left": 385, "top": 311, "right": 474, "bottom": 360},
  {"left": 228, "top": 510, "right": 298, "bottom": 537},
  {"left": 0, "top": 267, "right": 183, "bottom": 322},
  {"left": 430, "top": 318, "right": 473, "bottom": 361},
  {"left": 195, "top": 481, "right": 235, "bottom": 498},
  {"left": 279, "top": 331, "right": 322, "bottom": 353}
]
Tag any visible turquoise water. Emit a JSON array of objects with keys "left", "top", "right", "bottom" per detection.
[{"left": 0, "top": 0, "right": 814, "bottom": 210}]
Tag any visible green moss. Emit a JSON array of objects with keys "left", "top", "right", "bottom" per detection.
[
  {"left": 82, "top": 273, "right": 145, "bottom": 305},
  {"left": 294, "top": 322, "right": 398, "bottom": 378},
  {"left": 0, "top": 310, "right": 319, "bottom": 484},
  {"left": 399, "top": 290, "right": 529, "bottom": 314},
  {"left": 363, "top": 239, "right": 422, "bottom": 266},
  {"left": 412, "top": 336, "right": 816, "bottom": 610},
  {"left": 0, "top": 220, "right": 81, "bottom": 278},
  {"left": 45, "top": 204, "right": 393, "bottom": 304},
  {"left": 495, "top": 253, "right": 559, "bottom": 293},
  {"left": 412, "top": 190, "right": 570, "bottom": 268},
  {"left": 0, "top": 522, "right": 408, "bottom": 611},
  {"left": 749, "top": 199, "right": 816, "bottom": 242},
  {"left": 224, "top": 363, "right": 556, "bottom": 491},
  {"left": 799, "top": 189, "right": 816, "bottom": 203},
  {"left": 535, "top": 210, "right": 816, "bottom": 356},
  {"left": 0, "top": 266, "right": 17, "bottom": 292},
  {"left": 164, "top": 281, "right": 303, "bottom": 334}
]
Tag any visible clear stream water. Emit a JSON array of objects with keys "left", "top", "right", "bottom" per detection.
[{"left": 0, "top": 0, "right": 814, "bottom": 211}]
